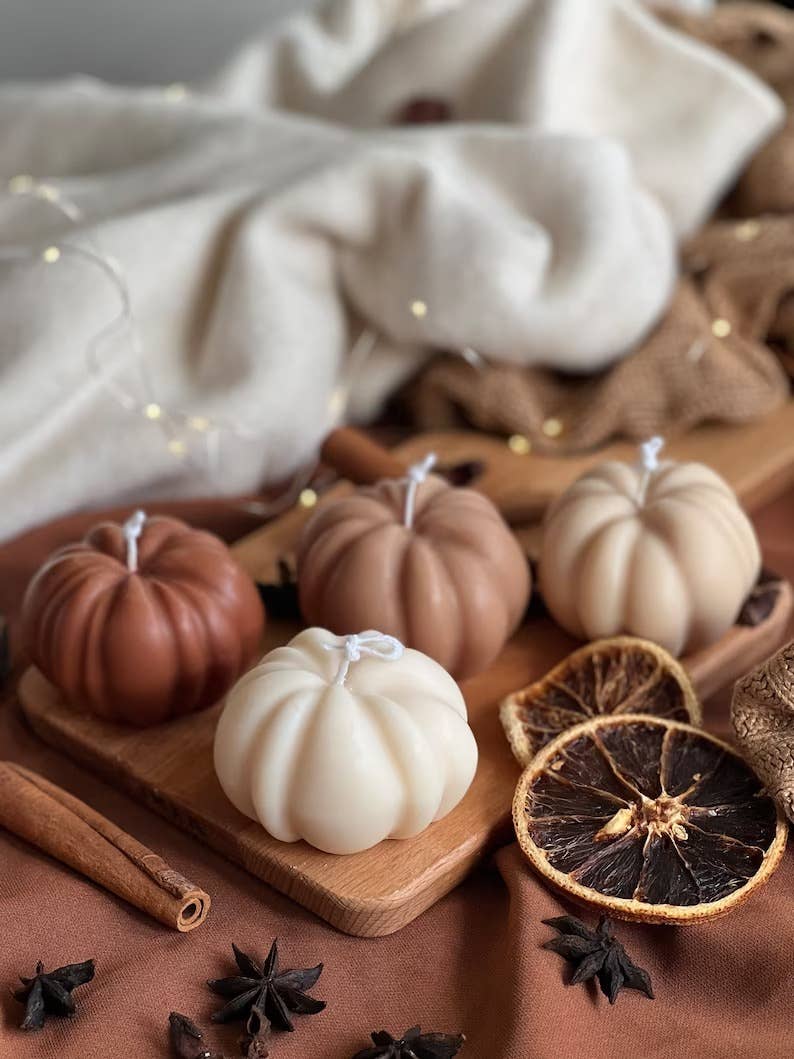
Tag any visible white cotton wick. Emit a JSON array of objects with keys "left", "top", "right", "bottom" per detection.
[
  {"left": 401, "top": 452, "right": 437, "bottom": 529},
  {"left": 122, "top": 509, "right": 147, "bottom": 572},
  {"left": 636, "top": 436, "right": 665, "bottom": 506},
  {"left": 323, "top": 631, "right": 405, "bottom": 686}
]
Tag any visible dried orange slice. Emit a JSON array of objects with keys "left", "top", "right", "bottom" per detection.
[
  {"left": 501, "top": 637, "right": 701, "bottom": 767},
  {"left": 513, "top": 715, "right": 786, "bottom": 924}
]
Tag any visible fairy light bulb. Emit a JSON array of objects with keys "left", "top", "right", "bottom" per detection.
[
  {"left": 8, "top": 175, "right": 34, "bottom": 194},
  {"left": 542, "top": 417, "right": 564, "bottom": 440},
  {"left": 734, "top": 220, "right": 761, "bottom": 242},
  {"left": 163, "top": 82, "right": 188, "bottom": 102},
  {"left": 508, "top": 434, "right": 531, "bottom": 455}
]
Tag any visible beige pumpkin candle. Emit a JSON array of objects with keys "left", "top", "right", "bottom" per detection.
[
  {"left": 539, "top": 438, "right": 761, "bottom": 656},
  {"left": 296, "top": 453, "right": 530, "bottom": 679}
]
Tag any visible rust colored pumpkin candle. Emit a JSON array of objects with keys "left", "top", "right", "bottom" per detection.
[
  {"left": 539, "top": 437, "right": 761, "bottom": 656},
  {"left": 296, "top": 453, "right": 530, "bottom": 679},
  {"left": 22, "top": 510, "right": 264, "bottom": 726}
]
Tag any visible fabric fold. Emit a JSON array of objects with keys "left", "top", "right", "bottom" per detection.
[
  {"left": 0, "top": 0, "right": 784, "bottom": 538},
  {"left": 209, "top": 0, "right": 783, "bottom": 235}
]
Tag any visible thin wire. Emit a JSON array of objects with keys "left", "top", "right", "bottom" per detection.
[
  {"left": 327, "top": 327, "right": 380, "bottom": 429},
  {"left": 0, "top": 184, "right": 385, "bottom": 523},
  {"left": 409, "top": 299, "right": 488, "bottom": 374},
  {"left": 237, "top": 329, "right": 383, "bottom": 518},
  {"left": 2, "top": 183, "right": 288, "bottom": 443},
  {"left": 2, "top": 182, "right": 330, "bottom": 512},
  {"left": 2, "top": 179, "right": 493, "bottom": 522}
]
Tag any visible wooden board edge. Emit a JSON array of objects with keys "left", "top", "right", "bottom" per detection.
[
  {"left": 16, "top": 668, "right": 511, "bottom": 937},
  {"left": 685, "top": 579, "right": 793, "bottom": 702}
]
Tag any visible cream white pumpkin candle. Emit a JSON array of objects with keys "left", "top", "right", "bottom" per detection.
[
  {"left": 213, "top": 627, "right": 478, "bottom": 855},
  {"left": 539, "top": 437, "right": 761, "bottom": 656}
]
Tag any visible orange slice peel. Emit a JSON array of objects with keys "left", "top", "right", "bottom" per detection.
[
  {"left": 513, "top": 715, "right": 786, "bottom": 924},
  {"left": 501, "top": 637, "right": 702, "bottom": 767}
]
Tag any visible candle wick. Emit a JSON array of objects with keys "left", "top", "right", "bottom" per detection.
[
  {"left": 401, "top": 452, "right": 437, "bottom": 529},
  {"left": 636, "top": 436, "right": 665, "bottom": 506},
  {"left": 122, "top": 509, "right": 147, "bottom": 572},
  {"left": 323, "top": 631, "right": 404, "bottom": 686}
]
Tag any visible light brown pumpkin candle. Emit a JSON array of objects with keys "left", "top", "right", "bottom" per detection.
[
  {"left": 0, "top": 762, "right": 210, "bottom": 931},
  {"left": 297, "top": 452, "right": 530, "bottom": 679}
]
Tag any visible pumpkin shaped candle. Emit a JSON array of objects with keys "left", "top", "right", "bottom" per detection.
[
  {"left": 22, "top": 510, "right": 264, "bottom": 726},
  {"left": 539, "top": 437, "right": 761, "bottom": 656},
  {"left": 213, "top": 627, "right": 478, "bottom": 855},
  {"left": 296, "top": 454, "right": 530, "bottom": 679}
]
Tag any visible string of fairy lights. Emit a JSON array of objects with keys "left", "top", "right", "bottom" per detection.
[
  {"left": 2, "top": 147, "right": 760, "bottom": 509},
  {"left": 4, "top": 177, "right": 237, "bottom": 462},
  {"left": 0, "top": 175, "right": 389, "bottom": 515},
  {"left": 0, "top": 172, "right": 491, "bottom": 514}
]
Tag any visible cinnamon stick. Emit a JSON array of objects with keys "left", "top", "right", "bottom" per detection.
[
  {"left": 320, "top": 427, "right": 406, "bottom": 485},
  {"left": 0, "top": 762, "right": 210, "bottom": 932},
  {"left": 319, "top": 427, "right": 543, "bottom": 528}
]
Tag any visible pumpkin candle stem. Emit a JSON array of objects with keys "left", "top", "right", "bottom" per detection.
[
  {"left": 636, "top": 436, "right": 665, "bottom": 506},
  {"left": 323, "top": 631, "right": 404, "bottom": 686},
  {"left": 122, "top": 510, "right": 147, "bottom": 572},
  {"left": 401, "top": 452, "right": 437, "bottom": 529}
]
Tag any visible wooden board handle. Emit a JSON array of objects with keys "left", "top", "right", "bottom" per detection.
[{"left": 320, "top": 427, "right": 406, "bottom": 485}]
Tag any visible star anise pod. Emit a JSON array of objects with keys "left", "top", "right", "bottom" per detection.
[
  {"left": 437, "top": 459, "right": 485, "bottom": 488},
  {"left": 169, "top": 1010, "right": 271, "bottom": 1059},
  {"left": 542, "top": 915, "right": 654, "bottom": 1004},
  {"left": 240, "top": 1005, "right": 272, "bottom": 1058},
  {"left": 351, "top": 1025, "right": 465, "bottom": 1058},
  {"left": 737, "top": 568, "right": 782, "bottom": 627},
  {"left": 208, "top": 939, "right": 325, "bottom": 1032},
  {"left": 13, "top": 958, "right": 95, "bottom": 1030},
  {"left": 169, "top": 1012, "right": 225, "bottom": 1059}
]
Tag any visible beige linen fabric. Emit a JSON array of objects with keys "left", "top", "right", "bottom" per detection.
[
  {"left": 733, "top": 639, "right": 794, "bottom": 823},
  {"left": 0, "top": 0, "right": 782, "bottom": 540},
  {"left": 404, "top": 216, "right": 794, "bottom": 454},
  {"left": 212, "top": 0, "right": 780, "bottom": 236},
  {"left": 664, "top": 2, "right": 794, "bottom": 218}
]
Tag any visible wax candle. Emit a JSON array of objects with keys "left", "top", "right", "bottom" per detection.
[
  {"left": 213, "top": 627, "right": 478, "bottom": 855},
  {"left": 22, "top": 510, "right": 264, "bottom": 726},
  {"left": 539, "top": 438, "right": 761, "bottom": 656},
  {"left": 296, "top": 453, "right": 530, "bottom": 679}
]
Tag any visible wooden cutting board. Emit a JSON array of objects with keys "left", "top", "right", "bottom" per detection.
[
  {"left": 17, "top": 416, "right": 794, "bottom": 937},
  {"left": 237, "top": 403, "right": 794, "bottom": 564}
]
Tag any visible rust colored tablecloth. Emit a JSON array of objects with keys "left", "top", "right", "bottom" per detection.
[{"left": 0, "top": 493, "right": 792, "bottom": 1059}]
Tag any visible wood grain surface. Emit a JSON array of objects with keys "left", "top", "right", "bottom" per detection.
[{"left": 18, "top": 416, "right": 794, "bottom": 936}]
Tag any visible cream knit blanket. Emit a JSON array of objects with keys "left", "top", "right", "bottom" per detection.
[{"left": 0, "top": 0, "right": 782, "bottom": 538}]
